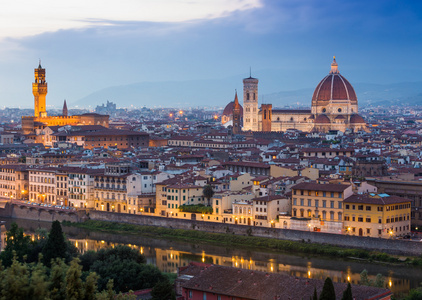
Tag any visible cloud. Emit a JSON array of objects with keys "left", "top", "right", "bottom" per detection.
[{"left": 0, "top": 0, "right": 262, "bottom": 39}]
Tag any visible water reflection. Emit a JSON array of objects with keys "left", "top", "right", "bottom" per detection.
[{"left": 0, "top": 218, "right": 419, "bottom": 295}]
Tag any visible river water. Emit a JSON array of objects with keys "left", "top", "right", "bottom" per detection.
[{"left": 1, "top": 218, "right": 421, "bottom": 296}]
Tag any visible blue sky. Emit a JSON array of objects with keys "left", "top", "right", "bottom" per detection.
[{"left": 0, "top": 0, "right": 421, "bottom": 108}]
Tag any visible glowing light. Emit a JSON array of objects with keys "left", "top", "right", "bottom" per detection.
[
  {"left": 179, "top": 110, "right": 183, "bottom": 115},
  {"left": 347, "top": 276, "right": 350, "bottom": 281},
  {"left": 389, "top": 280, "right": 392, "bottom": 287},
  {"left": 308, "top": 270, "right": 311, "bottom": 278}
]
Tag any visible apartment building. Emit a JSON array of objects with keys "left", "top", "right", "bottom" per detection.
[
  {"left": 29, "top": 168, "right": 57, "bottom": 204},
  {"left": 0, "top": 165, "right": 28, "bottom": 200},
  {"left": 291, "top": 182, "right": 353, "bottom": 232}
]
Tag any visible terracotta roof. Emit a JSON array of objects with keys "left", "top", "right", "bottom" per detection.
[
  {"left": 344, "top": 194, "right": 411, "bottom": 205},
  {"left": 292, "top": 182, "right": 350, "bottom": 192},
  {"left": 350, "top": 114, "right": 366, "bottom": 124},
  {"left": 314, "top": 114, "right": 331, "bottom": 124},
  {"left": 179, "top": 263, "right": 391, "bottom": 300},
  {"left": 312, "top": 58, "right": 357, "bottom": 104}
]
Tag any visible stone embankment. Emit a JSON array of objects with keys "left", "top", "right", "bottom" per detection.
[{"left": 1, "top": 202, "right": 421, "bottom": 256}]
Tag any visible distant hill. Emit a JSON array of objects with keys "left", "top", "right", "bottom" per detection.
[{"left": 73, "top": 79, "right": 422, "bottom": 109}]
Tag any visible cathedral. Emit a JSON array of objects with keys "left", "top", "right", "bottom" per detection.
[
  {"left": 22, "top": 62, "right": 109, "bottom": 134},
  {"left": 222, "top": 57, "right": 368, "bottom": 133}
]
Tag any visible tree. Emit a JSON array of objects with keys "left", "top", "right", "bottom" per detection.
[
  {"left": 65, "top": 258, "right": 84, "bottom": 300},
  {"left": 83, "top": 271, "right": 99, "bottom": 300},
  {"left": 203, "top": 184, "right": 214, "bottom": 206},
  {"left": 0, "top": 222, "right": 32, "bottom": 267},
  {"left": 151, "top": 280, "right": 176, "bottom": 300},
  {"left": 42, "top": 221, "right": 68, "bottom": 267},
  {"left": 374, "top": 273, "right": 385, "bottom": 288},
  {"left": 81, "top": 245, "right": 161, "bottom": 293},
  {"left": 312, "top": 286, "right": 318, "bottom": 300},
  {"left": 49, "top": 258, "right": 68, "bottom": 300},
  {"left": 0, "top": 254, "right": 30, "bottom": 300},
  {"left": 29, "top": 255, "right": 50, "bottom": 300},
  {"left": 360, "top": 269, "right": 371, "bottom": 286},
  {"left": 319, "top": 277, "right": 336, "bottom": 300},
  {"left": 341, "top": 282, "right": 353, "bottom": 300}
]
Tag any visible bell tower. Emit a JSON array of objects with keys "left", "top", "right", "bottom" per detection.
[
  {"left": 242, "top": 70, "right": 259, "bottom": 131},
  {"left": 33, "top": 61, "right": 47, "bottom": 118}
]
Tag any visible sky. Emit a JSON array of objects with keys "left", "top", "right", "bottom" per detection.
[{"left": 0, "top": 0, "right": 422, "bottom": 109}]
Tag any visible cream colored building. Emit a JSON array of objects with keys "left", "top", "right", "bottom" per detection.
[
  {"left": 29, "top": 168, "right": 57, "bottom": 204},
  {"left": 291, "top": 182, "right": 353, "bottom": 232}
]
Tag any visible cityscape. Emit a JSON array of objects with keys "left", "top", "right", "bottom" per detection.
[{"left": 1, "top": 1, "right": 422, "bottom": 300}]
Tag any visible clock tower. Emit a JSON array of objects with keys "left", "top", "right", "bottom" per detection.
[{"left": 33, "top": 61, "right": 47, "bottom": 118}]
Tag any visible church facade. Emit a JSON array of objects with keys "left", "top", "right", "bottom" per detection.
[
  {"left": 225, "top": 58, "right": 367, "bottom": 133},
  {"left": 22, "top": 63, "right": 109, "bottom": 135}
]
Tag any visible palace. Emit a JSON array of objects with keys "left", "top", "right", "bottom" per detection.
[
  {"left": 223, "top": 57, "right": 368, "bottom": 133},
  {"left": 21, "top": 62, "right": 109, "bottom": 135}
]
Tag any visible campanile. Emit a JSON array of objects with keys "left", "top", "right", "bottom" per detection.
[{"left": 32, "top": 61, "right": 47, "bottom": 118}]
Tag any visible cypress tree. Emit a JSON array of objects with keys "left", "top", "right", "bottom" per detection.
[
  {"left": 42, "top": 221, "right": 67, "bottom": 266},
  {"left": 319, "top": 277, "right": 336, "bottom": 300},
  {"left": 313, "top": 286, "right": 318, "bottom": 300},
  {"left": 341, "top": 282, "right": 353, "bottom": 300}
]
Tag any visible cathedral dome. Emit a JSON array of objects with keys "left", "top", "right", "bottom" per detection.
[
  {"left": 222, "top": 101, "right": 243, "bottom": 117},
  {"left": 314, "top": 114, "right": 331, "bottom": 124},
  {"left": 312, "top": 57, "right": 357, "bottom": 105},
  {"left": 350, "top": 114, "right": 365, "bottom": 124}
]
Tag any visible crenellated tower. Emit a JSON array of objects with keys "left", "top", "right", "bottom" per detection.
[
  {"left": 242, "top": 71, "right": 259, "bottom": 131},
  {"left": 32, "top": 61, "right": 48, "bottom": 118}
]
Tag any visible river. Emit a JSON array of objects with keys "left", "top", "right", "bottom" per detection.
[{"left": 1, "top": 217, "right": 421, "bottom": 296}]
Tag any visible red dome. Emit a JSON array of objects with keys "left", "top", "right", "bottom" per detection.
[
  {"left": 314, "top": 114, "right": 331, "bottom": 124},
  {"left": 312, "top": 58, "right": 357, "bottom": 105},
  {"left": 350, "top": 114, "right": 365, "bottom": 124},
  {"left": 222, "top": 101, "right": 243, "bottom": 117}
]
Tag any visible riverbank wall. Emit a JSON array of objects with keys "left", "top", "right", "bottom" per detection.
[
  {"left": 1, "top": 202, "right": 421, "bottom": 256},
  {"left": 0, "top": 202, "right": 87, "bottom": 223},
  {"left": 87, "top": 210, "right": 422, "bottom": 256}
]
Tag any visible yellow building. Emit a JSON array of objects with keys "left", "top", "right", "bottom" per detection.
[{"left": 343, "top": 194, "right": 411, "bottom": 238}]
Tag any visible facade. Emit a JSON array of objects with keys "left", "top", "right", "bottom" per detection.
[
  {"left": 29, "top": 168, "right": 57, "bottom": 204},
  {"left": 0, "top": 165, "right": 29, "bottom": 200},
  {"left": 343, "top": 194, "right": 411, "bottom": 238},
  {"left": 291, "top": 183, "right": 353, "bottom": 232},
  {"left": 242, "top": 75, "right": 259, "bottom": 131},
  {"left": 21, "top": 63, "right": 109, "bottom": 135}
]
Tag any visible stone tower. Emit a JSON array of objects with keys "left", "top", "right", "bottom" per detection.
[
  {"left": 242, "top": 72, "right": 259, "bottom": 131},
  {"left": 62, "top": 99, "right": 68, "bottom": 116},
  {"left": 261, "top": 104, "right": 272, "bottom": 132},
  {"left": 32, "top": 61, "right": 48, "bottom": 118},
  {"left": 232, "top": 91, "right": 241, "bottom": 134}
]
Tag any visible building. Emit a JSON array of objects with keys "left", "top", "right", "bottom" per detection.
[
  {"left": 228, "top": 58, "right": 368, "bottom": 134},
  {"left": 291, "top": 182, "right": 353, "bottom": 233},
  {"left": 343, "top": 194, "right": 411, "bottom": 238},
  {"left": 21, "top": 63, "right": 109, "bottom": 135},
  {"left": 177, "top": 262, "right": 392, "bottom": 300}
]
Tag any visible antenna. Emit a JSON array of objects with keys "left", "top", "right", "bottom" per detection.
[{"left": 249, "top": 67, "right": 252, "bottom": 78}]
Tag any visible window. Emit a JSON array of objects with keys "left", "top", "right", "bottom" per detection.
[
  {"left": 189, "top": 291, "right": 192, "bottom": 298},
  {"left": 366, "top": 218, "right": 371, "bottom": 223},
  {"left": 300, "top": 199, "right": 304, "bottom": 206},
  {"left": 358, "top": 217, "right": 363, "bottom": 222},
  {"left": 322, "top": 200, "right": 326, "bottom": 208},
  {"left": 331, "top": 192, "right": 334, "bottom": 198},
  {"left": 293, "top": 198, "right": 297, "bottom": 205},
  {"left": 330, "top": 201, "right": 334, "bottom": 208},
  {"left": 344, "top": 216, "right": 350, "bottom": 221},
  {"left": 366, "top": 206, "right": 371, "bottom": 211},
  {"left": 358, "top": 205, "right": 363, "bottom": 211},
  {"left": 308, "top": 199, "right": 312, "bottom": 207},
  {"left": 345, "top": 204, "right": 350, "bottom": 209},
  {"left": 338, "top": 202, "right": 342, "bottom": 209},
  {"left": 323, "top": 192, "right": 326, "bottom": 197},
  {"left": 315, "top": 200, "right": 319, "bottom": 208}
]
